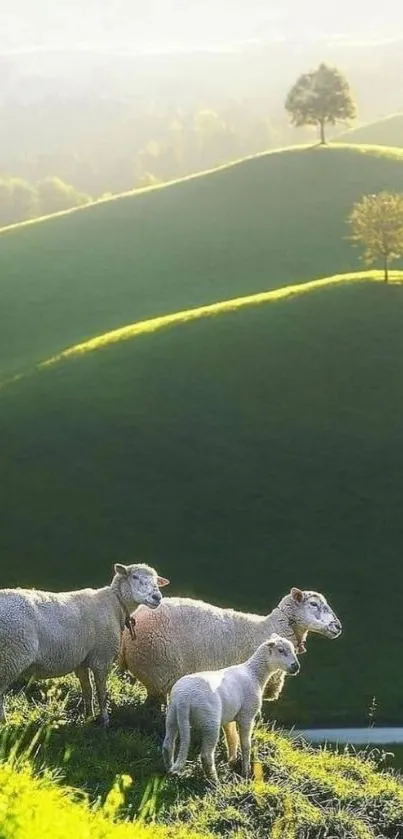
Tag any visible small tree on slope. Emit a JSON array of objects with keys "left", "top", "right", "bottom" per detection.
[
  {"left": 348, "top": 192, "right": 403, "bottom": 283},
  {"left": 285, "top": 63, "right": 356, "bottom": 144}
]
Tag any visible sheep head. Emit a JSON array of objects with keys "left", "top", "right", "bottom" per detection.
[
  {"left": 285, "top": 588, "right": 342, "bottom": 641},
  {"left": 112, "top": 562, "right": 169, "bottom": 611},
  {"left": 264, "top": 633, "right": 300, "bottom": 676}
]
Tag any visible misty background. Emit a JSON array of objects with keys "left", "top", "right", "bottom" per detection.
[{"left": 1, "top": 1, "right": 403, "bottom": 225}]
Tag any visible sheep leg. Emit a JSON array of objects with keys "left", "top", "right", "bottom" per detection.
[
  {"left": 162, "top": 704, "right": 178, "bottom": 772},
  {"left": 75, "top": 666, "right": 95, "bottom": 719},
  {"left": 170, "top": 704, "right": 192, "bottom": 775},
  {"left": 223, "top": 721, "right": 239, "bottom": 765},
  {"left": 200, "top": 724, "right": 220, "bottom": 785},
  {"left": 92, "top": 667, "right": 110, "bottom": 726},
  {"left": 238, "top": 717, "right": 254, "bottom": 780},
  {"left": 0, "top": 644, "right": 37, "bottom": 724}
]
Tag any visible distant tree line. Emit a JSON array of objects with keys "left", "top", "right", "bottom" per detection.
[
  {"left": 0, "top": 97, "right": 316, "bottom": 223},
  {"left": 0, "top": 176, "right": 91, "bottom": 227},
  {"left": 0, "top": 60, "right": 360, "bottom": 228}
]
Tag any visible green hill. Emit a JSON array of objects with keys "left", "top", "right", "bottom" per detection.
[
  {"left": 2, "top": 273, "right": 403, "bottom": 725},
  {"left": 2, "top": 144, "right": 403, "bottom": 378},
  {"left": 336, "top": 113, "right": 403, "bottom": 147}
]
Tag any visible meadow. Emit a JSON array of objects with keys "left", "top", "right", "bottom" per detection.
[
  {"left": 2, "top": 274, "right": 403, "bottom": 725},
  {"left": 2, "top": 144, "right": 403, "bottom": 378},
  {"left": 3, "top": 139, "right": 403, "bottom": 836}
]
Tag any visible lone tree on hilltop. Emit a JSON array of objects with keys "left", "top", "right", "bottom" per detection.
[
  {"left": 348, "top": 192, "right": 403, "bottom": 283},
  {"left": 285, "top": 63, "right": 356, "bottom": 144}
]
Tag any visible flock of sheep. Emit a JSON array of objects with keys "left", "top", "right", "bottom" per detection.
[{"left": 0, "top": 562, "right": 342, "bottom": 783}]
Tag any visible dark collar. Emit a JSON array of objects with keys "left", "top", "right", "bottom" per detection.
[{"left": 114, "top": 591, "right": 137, "bottom": 640}]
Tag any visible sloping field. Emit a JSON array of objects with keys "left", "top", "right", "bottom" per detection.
[
  {"left": 2, "top": 144, "right": 403, "bottom": 376},
  {"left": 336, "top": 113, "right": 403, "bottom": 147},
  {"left": 2, "top": 276, "right": 403, "bottom": 725}
]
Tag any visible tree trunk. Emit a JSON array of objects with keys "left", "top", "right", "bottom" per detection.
[
  {"left": 319, "top": 120, "right": 326, "bottom": 144},
  {"left": 383, "top": 254, "right": 389, "bottom": 284}
]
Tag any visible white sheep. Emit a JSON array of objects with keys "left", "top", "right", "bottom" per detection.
[
  {"left": 162, "top": 633, "right": 300, "bottom": 783},
  {"left": 119, "top": 587, "right": 342, "bottom": 715},
  {"left": 0, "top": 562, "right": 169, "bottom": 725}
]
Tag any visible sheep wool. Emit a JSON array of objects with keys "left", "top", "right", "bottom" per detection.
[
  {"left": 163, "top": 633, "right": 300, "bottom": 783},
  {"left": 119, "top": 587, "right": 342, "bottom": 705},
  {"left": 0, "top": 562, "right": 169, "bottom": 725}
]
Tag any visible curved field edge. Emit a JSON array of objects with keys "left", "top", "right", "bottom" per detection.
[
  {"left": 40, "top": 270, "right": 403, "bottom": 368},
  {"left": 1, "top": 142, "right": 403, "bottom": 236}
]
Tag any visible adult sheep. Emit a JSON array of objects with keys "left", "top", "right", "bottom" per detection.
[
  {"left": 0, "top": 562, "right": 169, "bottom": 725},
  {"left": 119, "top": 587, "right": 341, "bottom": 708}
]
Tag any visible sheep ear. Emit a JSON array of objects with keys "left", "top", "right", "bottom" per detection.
[
  {"left": 291, "top": 587, "right": 304, "bottom": 603},
  {"left": 267, "top": 638, "right": 276, "bottom": 649},
  {"left": 157, "top": 576, "right": 170, "bottom": 587},
  {"left": 114, "top": 563, "right": 129, "bottom": 577}
]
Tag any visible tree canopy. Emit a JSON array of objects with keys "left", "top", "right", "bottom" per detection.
[
  {"left": 285, "top": 63, "right": 356, "bottom": 144},
  {"left": 348, "top": 191, "right": 403, "bottom": 282}
]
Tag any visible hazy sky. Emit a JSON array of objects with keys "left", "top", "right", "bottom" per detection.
[{"left": 1, "top": 1, "right": 400, "bottom": 52}]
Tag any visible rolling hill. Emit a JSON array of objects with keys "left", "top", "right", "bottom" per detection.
[
  {"left": 336, "top": 113, "right": 403, "bottom": 148},
  {"left": 2, "top": 143, "right": 403, "bottom": 379},
  {"left": 2, "top": 273, "right": 403, "bottom": 726}
]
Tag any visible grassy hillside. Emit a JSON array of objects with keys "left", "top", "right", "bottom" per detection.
[
  {"left": 2, "top": 274, "right": 403, "bottom": 725},
  {"left": 2, "top": 144, "right": 403, "bottom": 377},
  {"left": 336, "top": 113, "right": 403, "bottom": 147},
  {"left": 2, "top": 673, "right": 403, "bottom": 839}
]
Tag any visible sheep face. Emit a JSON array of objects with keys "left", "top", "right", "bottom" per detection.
[
  {"left": 291, "top": 588, "right": 342, "bottom": 639},
  {"left": 265, "top": 634, "right": 300, "bottom": 675},
  {"left": 114, "top": 563, "right": 170, "bottom": 609}
]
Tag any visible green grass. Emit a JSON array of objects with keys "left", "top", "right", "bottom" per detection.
[
  {"left": 336, "top": 113, "right": 403, "bottom": 148},
  {"left": 3, "top": 143, "right": 403, "bottom": 378},
  {"left": 2, "top": 275, "right": 403, "bottom": 724},
  {"left": 37, "top": 270, "right": 395, "bottom": 369},
  {"left": 2, "top": 672, "right": 403, "bottom": 839}
]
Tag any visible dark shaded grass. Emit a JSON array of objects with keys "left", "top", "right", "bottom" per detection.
[
  {"left": 2, "top": 282, "right": 403, "bottom": 724},
  {"left": 2, "top": 144, "right": 403, "bottom": 376}
]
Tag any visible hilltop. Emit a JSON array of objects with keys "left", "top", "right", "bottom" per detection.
[
  {"left": 2, "top": 273, "right": 403, "bottom": 725},
  {"left": 335, "top": 113, "right": 403, "bottom": 147},
  {"left": 2, "top": 144, "right": 403, "bottom": 378}
]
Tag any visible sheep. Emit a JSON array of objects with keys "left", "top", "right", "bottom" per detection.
[
  {"left": 118, "top": 587, "right": 341, "bottom": 713},
  {"left": 0, "top": 562, "right": 169, "bottom": 725},
  {"left": 162, "top": 633, "right": 300, "bottom": 783}
]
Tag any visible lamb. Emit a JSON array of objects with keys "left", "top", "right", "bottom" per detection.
[
  {"left": 162, "top": 633, "right": 300, "bottom": 783},
  {"left": 0, "top": 562, "right": 169, "bottom": 725},
  {"left": 119, "top": 587, "right": 342, "bottom": 711}
]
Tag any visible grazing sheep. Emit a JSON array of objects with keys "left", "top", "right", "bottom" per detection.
[
  {"left": 0, "top": 563, "right": 169, "bottom": 725},
  {"left": 163, "top": 633, "right": 300, "bottom": 783},
  {"left": 119, "top": 587, "right": 342, "bottom": 712}
]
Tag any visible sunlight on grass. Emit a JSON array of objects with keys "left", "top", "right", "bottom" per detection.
[
  {"left": 40, "top": 270, "right": 403, "bottom": 368},
  {"left": 1, "top": 674, "right": 403, "bottom": 839}
]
